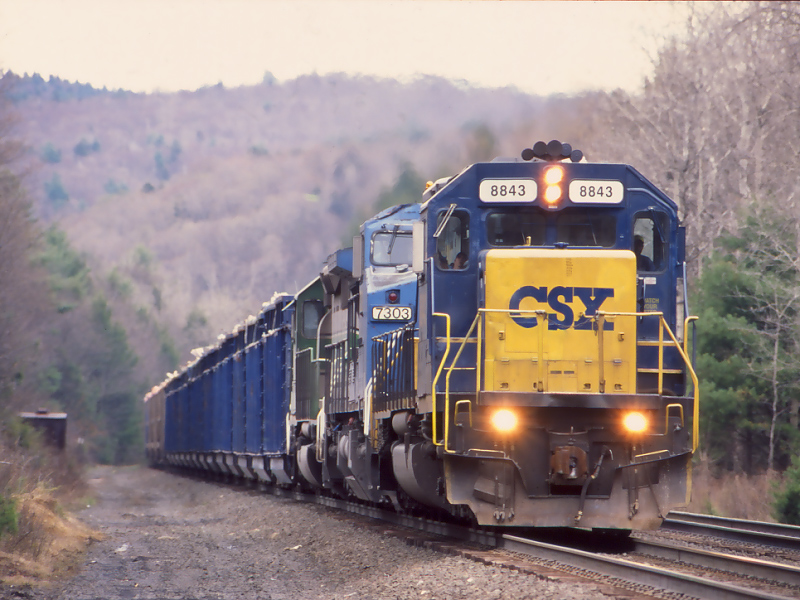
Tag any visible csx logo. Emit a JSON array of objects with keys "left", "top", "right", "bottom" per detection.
[{"left": 509, "top": 286, "right": 614, "bottom": 330}]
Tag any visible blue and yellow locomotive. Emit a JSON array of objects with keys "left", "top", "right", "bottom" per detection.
[{"left": 145, "top": 141, "right": 698, "bottom": 531}]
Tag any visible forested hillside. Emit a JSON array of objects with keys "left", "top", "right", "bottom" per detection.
[
  {"left": 10, "top": 71, "right": 556, "bottom": 349},
  {"left": 1, "top": 69, "right": 564, "bottom": 466},
  {"left": 3, "top": 2, "right": 800, "bottom": 520}
]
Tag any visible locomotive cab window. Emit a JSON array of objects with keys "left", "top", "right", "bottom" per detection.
[
  {"left": 556, "top": 211, "right": 616, "bottom": 247},
  {"left": 301, "top": 299, "right": 324, "bottom": 339},
  {"left": 435, "top": 210, "right": 470, "bottom": 270},
  {"left": 633, "top": 212, "right": 668, "bottom": 272},
  {"left": 371, "top": 227, "right": 413, "bottom": 267},
  {"left": 487, "top": 211, "right": 546, "bottom": 247}
]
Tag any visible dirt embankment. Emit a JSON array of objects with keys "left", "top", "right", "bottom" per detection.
[{"left": 3, "top": 466, "right": 616, "bottom": 600}]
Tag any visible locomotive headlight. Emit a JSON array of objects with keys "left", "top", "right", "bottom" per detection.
[
  {"left": 544, "top": 185, "right": 562, "bottom": 204},
  {"left": 544, "top": 166, "right": 564, "bottom": 185},
  {"left": 491, "top": 409, "right": 518, "bottom": 433},
  {"left": 623, "top": 411, "right": 648, "bottom": 434},
  {"left": 543, "top": 166, "right": 564, "bottom": 205}
]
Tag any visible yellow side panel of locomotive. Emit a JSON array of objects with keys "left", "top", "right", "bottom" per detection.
[{"left": 483, "top": 249, "right": 637, "bottom": 394}]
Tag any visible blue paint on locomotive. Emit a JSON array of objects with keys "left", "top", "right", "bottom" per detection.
[
  {"left": 421, "top": 159, "right": 686, "bottom": 395},
  {"left": 360, "top": 203, "right": 421, "bottom": 396}
]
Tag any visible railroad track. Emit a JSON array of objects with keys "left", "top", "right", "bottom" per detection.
[
  {"left": 632, "top": 538, "right": 800, "bottom": 587},
  {"left": 664, "top": 510, "right": 800, "bottom": 551},
  {"left": 177, "top": 470, "right": 800, "bottom": 599},
  {"left": 500, "top": 533, "right": 799, "bottom": 600},
  {"left": 302, "top": 487, "right": 800, "bottom": 599}
]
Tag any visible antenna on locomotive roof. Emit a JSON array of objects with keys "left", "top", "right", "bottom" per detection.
[{"left": 521, "top": 139, "right": 583, "bottom": 163}]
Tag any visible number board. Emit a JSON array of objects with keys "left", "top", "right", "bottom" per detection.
[
  {"left": 568, "top": 180, "right": 624, "bottom": 203},
  {"left": 479, "top": 179, "right": 537, "bottom": 203},
  {"left": 371, "top": 306, "right": 412, "bottom": 321}
]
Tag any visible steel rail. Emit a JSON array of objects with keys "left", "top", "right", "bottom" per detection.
[
  {"left": 667, "top": 511, "right": 800, "bottom": 538},
  {"left": 663, "top": 512, "right": 800, "bottom": 551},
  {"left": 499, "top": 534, "right": 794, "bottom": 600},
  {"left": 633, "top": 538, "right": 800, "bottom": 587}
]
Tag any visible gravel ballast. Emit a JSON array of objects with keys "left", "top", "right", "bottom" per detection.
[{"left": 16, "top": 465, "right": 627, "bottom": 600}]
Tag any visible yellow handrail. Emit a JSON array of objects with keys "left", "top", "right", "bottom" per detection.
[
  {"left": 598, "top": 310, "right": 700, "bottom": 453},
  {"left": 434, "top": 307, "right": 700, "bottom": 455},
  {"left": 431, "top": 313, "right": 451, "bottom": 447},
  {"left": 476, "top": 306, "right": 483, "bottom": 400},
  {"left": 444, "top": 313, "right": 481, "bottom": 452}
]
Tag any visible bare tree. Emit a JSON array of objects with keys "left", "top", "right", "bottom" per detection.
[
  {"left": 592, "top": 3, "right": 800, "bottom": 279},
  {"left": 0, "top": 73, "right": 46, "bottom": 413}
]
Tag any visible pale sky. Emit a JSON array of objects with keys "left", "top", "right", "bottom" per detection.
[{"left": 0, "top": 0, "right": 690, "bottom": 96}]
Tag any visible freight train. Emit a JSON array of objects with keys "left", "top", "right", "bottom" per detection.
[{"left": 144, "top": 141, "right": 699, "bottom": 532}]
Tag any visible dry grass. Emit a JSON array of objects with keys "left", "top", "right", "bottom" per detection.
[
  {"left": 0, "top": 483, "right": 100, "bottom": 585},
  {"left": 687, "top": 460, "right": 778, "bottom": 521},
  {"left": 0, "top": 438, "right": 99, "bottom": 586}
]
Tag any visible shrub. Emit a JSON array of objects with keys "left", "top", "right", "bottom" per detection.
[
  {"left": 773, "top": 457, "right": 800, "bottom": 524},
  {"left": 4, "top": 417, "right": 42, "bottom": 450},
  {"left": 0, "top": 494, "right": 18, "bottom": 538}
]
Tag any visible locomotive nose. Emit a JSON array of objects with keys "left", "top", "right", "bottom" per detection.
[{"left": 482, "top": 248, "right": 638, "bottom": 395}]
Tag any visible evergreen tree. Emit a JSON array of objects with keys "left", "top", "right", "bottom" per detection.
[
  {"left": 696, "top": 204, "right": 800, "bottom": 473},
  {"left": 40, "top": 143, "right": 61, "bottom": 164},
  {"left": 774, "top": 457, "right": 800, "bottom": 524},
  {"left": 36, "top": 228, "right": 145, "bottom": 463},
  {"left": 44, "top": 173, "right": 68, "bottom": 208}
]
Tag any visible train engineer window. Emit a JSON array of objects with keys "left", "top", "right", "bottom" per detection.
[
  {"left": 371, "top": 227, "right": 413, "bottom": 266},
  {"left": 435, "top": 210, "right": 470, "bottom": 269},
  {"left": 555, "top": 212, "right": 617, "bottom": 247},
  {"left": 633, "top": 212, "right": 668, "bottom": 272},
  {"left": 487, "top": 211, "right": 546, "bottom": 246}
]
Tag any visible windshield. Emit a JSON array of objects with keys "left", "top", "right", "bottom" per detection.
[
  {"left": 556, "top": 213, "right": 616, "bottom": 247},
  {"left": 487, "top": 208, "right": 618, "bottom": 248},
  {"left": 487, "top": 212, "right": 546, "bottom": 246},
  {"left": 372, "top": 231, "right": 413, "bottom": 266}
]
